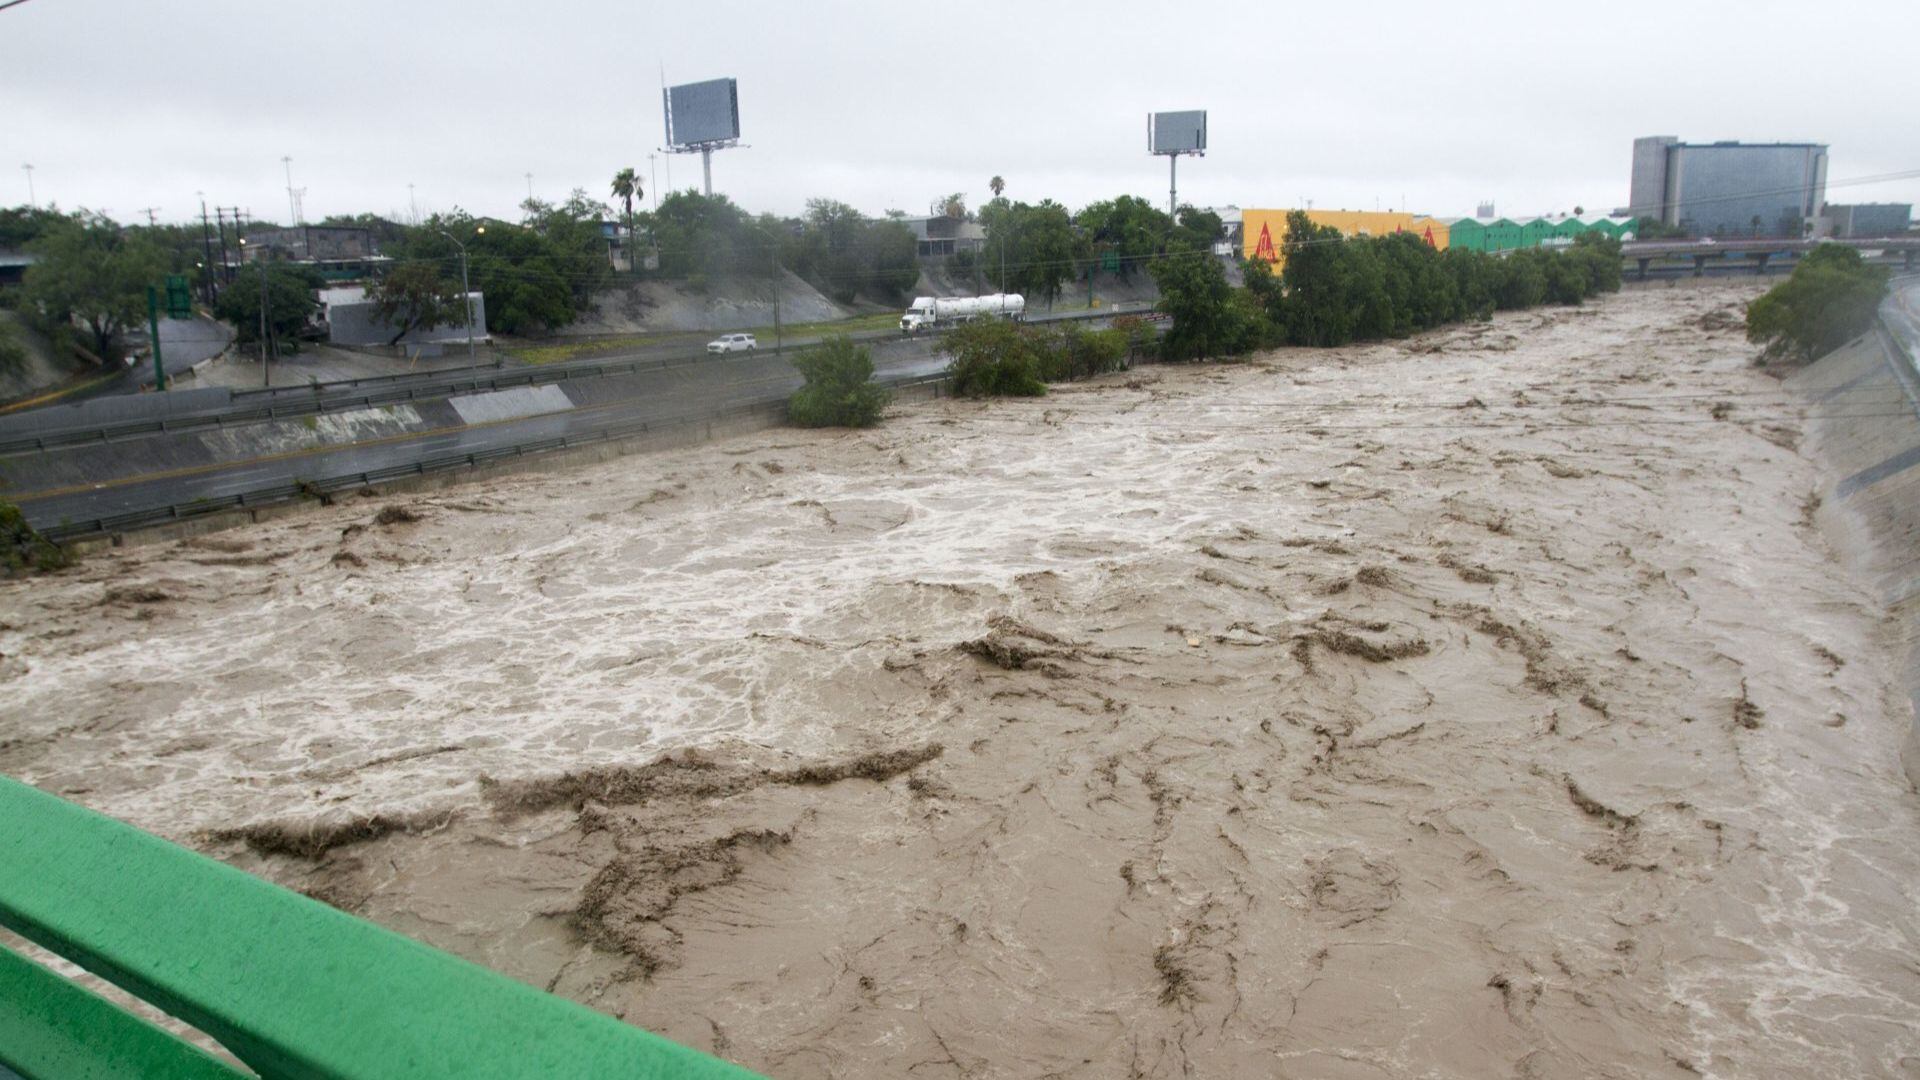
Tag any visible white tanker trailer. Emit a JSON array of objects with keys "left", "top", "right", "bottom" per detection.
[{"left": 899, "top": 293, "right": 1025, "bottom": 333}]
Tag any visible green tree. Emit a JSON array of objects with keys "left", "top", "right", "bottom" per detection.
[
  {"left": 1171, "top": 205, "right": 1225, "bottom": 253},
  {"left": 982, "top": 199, "right": 1087, "bottom": 307},
  {"left": 20, "top": 212, "right": 165, "bottom": 361},
  {"left": 942, "top": 319, "right": 1046, "bottom": 397},
  {"left": 611, "top": 167, "right": 641, "bottom": 272},
  {"left": 1746, "top": 244, "right": 1889, "bottom": 362},
  {"left": 0, "top": 204, "right": 66, "bottom": 249},
  {"left": 214, "top": 263, "right": 323, "bottom": 349},
  {"left": 1269, "top": 211, "right": 1374, "bottom": 346},
  {"left": 363, "top": 262, "right": 468, "bottom": 345},
  {"left": 0, "top": 317, "right": 28, "bottom": 375},
  {"left": 787, "top": 336, "right": 892, "bottom": 427},
  {"left": 393, "top": 210, "right": 599, "bottom": 335},
  {"left": 648, "top": 191, "right": 767, "bottom": 281},
  {"left": 1566, "top": 232, "right": 1623, "bottom": 295},
  {"left": 1150, "top": 250, "right": 1258, "bottom": 360},
  {"left": 989, "top": 176, "right": 1005, "bottom": 199},
  {"left": 1074, "top": 196, "right": 1172, "bottom": 280},
  {"left": 317, "top": 213, "right": 409, "bottom": 249},
  {"left": 1494, "top": 251, "right": 1548, "bottom": 310}
]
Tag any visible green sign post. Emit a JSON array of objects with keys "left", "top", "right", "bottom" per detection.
[
  {"left": 164, "top": 274, "right": 193, "bottom": 319},
  {"left": 145, "top": 285, "right": 166, "bottom": 392}
]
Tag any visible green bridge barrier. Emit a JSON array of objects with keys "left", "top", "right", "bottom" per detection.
[{"left": 0, "top": 775, "right": 762, "bottom": 1079}]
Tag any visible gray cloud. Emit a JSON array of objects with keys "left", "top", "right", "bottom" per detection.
[{"left": 3, "top": 0, "right": 1913, "bottom": 226}]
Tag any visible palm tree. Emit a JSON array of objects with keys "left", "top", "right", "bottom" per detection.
[
  {"left": 989, "top": 175, "right": 1005, "bottom": 199},
  {"left": 610, "top": 167, "right": 640, "bottom": 272}
]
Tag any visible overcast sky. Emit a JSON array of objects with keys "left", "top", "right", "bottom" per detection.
[{"left": 4, "top": 0, "right": 1915, "bottom": 228}]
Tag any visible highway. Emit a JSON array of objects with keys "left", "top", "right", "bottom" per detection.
[{"left": 5, "top": 333, "right": 958, "bottom": 538}]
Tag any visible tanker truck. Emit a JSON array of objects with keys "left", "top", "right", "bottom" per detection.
[{"left": 899, "top": 293, "right": 1025, "bottom": 333}]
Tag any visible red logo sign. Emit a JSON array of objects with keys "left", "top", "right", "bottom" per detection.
[{"left": 1252, "top": 222, "right": 1277, "bottom": 262}]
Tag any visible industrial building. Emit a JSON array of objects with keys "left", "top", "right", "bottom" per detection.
[
  {"left": 239, "top": 225, "right": 389, "bottom": 280},
  {"left": 1242, "top": 208, "right": 1632, "bottom": 268},
  {"left": 1629, "top": 136, "right": 1828, "bottom": 239},
  {"left": 902, "top": 215, "right": 988, "bottom": 260},
  {"left": 1824, "top": 203, "right": 1912, "bottom": 239}
]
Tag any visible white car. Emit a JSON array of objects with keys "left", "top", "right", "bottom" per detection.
[{"left": 706, "top": 333, "right": 758, "bottom": 354}]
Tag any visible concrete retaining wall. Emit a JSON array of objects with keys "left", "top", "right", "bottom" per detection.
[
  {"left": 71, "top": 377, "right": 953, "bottom": 555},
  {"left": 1791, "top": 327, "right": 1920, "bottom": 787}
]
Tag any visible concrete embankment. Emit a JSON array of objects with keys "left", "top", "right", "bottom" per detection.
[{"left": 1791, "top": 317, "right": 1920, "bottom": 785}]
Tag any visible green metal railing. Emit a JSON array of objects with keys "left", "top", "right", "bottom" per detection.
[{"left": 0, "top": 775, "right": 761, "bottom": 1079}]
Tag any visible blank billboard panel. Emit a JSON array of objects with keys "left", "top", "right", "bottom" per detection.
[
  {"left": 664, "top": 78, "right": 740, "bottom": 147},
  {"left": 1150, "top": 111, "right": 1207, "bottom": 154}
]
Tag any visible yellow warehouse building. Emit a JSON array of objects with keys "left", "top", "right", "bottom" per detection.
[{"left": 1242, "top": 208, "right": 1450, "bottom": 271}]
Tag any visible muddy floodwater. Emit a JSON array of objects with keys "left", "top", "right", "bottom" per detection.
[{"left": 5, "top": 281, "right": 1919, "bottom": 1078}]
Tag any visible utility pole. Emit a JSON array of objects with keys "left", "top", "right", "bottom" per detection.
[
  {"left": 525, "top": 172, "right": 534, "bottom": 203},
  {"left": 408, "top": 182, "right": 418, "bottom": 225},
  {"left": 140, "top": 207, "right": 160, "bottom": 227},
  {"left": 648, "top": 153, "right": 659, "bottom": 211},
  {"left": 197, "top": 195, "right": 217, "bottom": 302},
  {"left": 243, "top": 236, "right": 270, "bottom": 387},
  {"left": 214, "top": 207, "right": 234, "bottom": 284},
  {"left": 21, "top": 163, "right": 33, "bottom": 208}
]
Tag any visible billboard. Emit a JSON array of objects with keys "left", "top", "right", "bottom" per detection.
[
  {"left": 663, "top": 78, "right": 740, "bottom": 147},
  {"left": 1149, "top": 110, "right": 1207, "bottom": 154}
]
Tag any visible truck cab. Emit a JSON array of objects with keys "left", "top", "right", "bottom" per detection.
[{"left": 900, "top": 298, "right": 937, "bottom": 333}]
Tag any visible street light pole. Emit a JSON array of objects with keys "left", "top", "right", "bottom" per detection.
[
  {"left": 21, "top": 163, "right": 33, "bottom": 208},
  {"left": 438, "top": 227, "right": 483, "bottom": 359}
]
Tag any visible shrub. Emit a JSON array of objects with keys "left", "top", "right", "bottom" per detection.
[
  {"left": 1494, "top": 253, "right": 1548, "bottom": 310},
  {"left": 943, "top": 319, "right": 1046, "bottom": 397},
  {"left": 786, "top": 335, "right": 892, "bottom": 427},
  {"left": 1032, "top": 324, "right": 1130, "bottom": 382},
  {"left": 1746, "top": 245, "right": 1890, "bottom": 362},
  {"left": 0, "top": 319, "right": 27, "bottom": 374},
  {"left": 1112, "top": 314, "right": 1161, "bottom": 363},
  {"left": 1568, "top": 233, "right": 1624, "bottom": 294},
  {"left": 2, "top": 499, "right": 69, "bottom": 573}
]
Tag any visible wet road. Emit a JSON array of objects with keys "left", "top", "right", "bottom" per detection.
[{"left": 10, "top": 336, "right": 950, "bottom": 533}]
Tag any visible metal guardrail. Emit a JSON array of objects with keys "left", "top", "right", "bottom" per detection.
[
  {"left": 0, "top": 350, "right": 731, "bottom": 457},
  {"left": 0, "top": 775, "right": 760, "bottom": 1078},
  {"left": 34, "top": 374, "right": 952, "bottom": 543}
]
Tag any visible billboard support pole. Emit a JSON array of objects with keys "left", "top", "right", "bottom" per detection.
[
  {"left": 702, "top": 148, "right": 713, "bottom": 198},
  {"left": 1169, "top": 155, "right": 1177, "bottom": 218}
]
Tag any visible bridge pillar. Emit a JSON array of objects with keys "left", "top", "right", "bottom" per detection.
[
  {"left": 1906, "top": 250, "right": 1915, "bottom": 272},
  {"left": 1637, "top": 257, "right": 1651, "bottom": 281},
  {"left": 1751, "top": 252, "right": 1771, "bottom": 276},
  {"left": 1693, "top": 254, "right": 1709, "bottom": 278}
]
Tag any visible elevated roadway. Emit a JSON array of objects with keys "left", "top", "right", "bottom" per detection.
[{"left": 1621, "top": 236, "right": 1920, "bottom": 279}]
